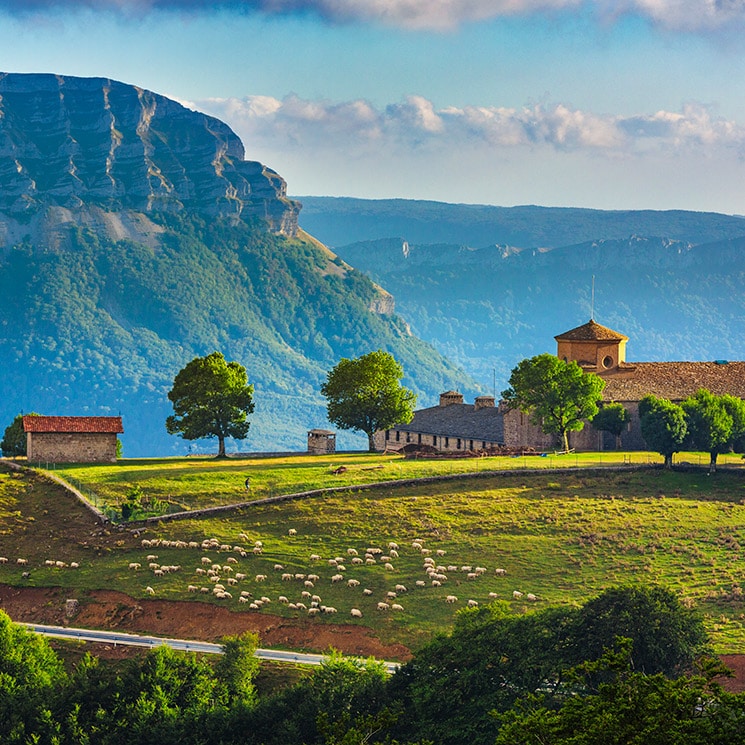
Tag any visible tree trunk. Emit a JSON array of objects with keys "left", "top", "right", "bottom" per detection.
[
  {"left": 615, "top": 433, "right": 622, "bottom": 450},
  {"left": 710, "top": 452, "right": 718, "bottom": 473},
  {"left": 664, "top": 453, "right": 673, "bottom": 469},
  {"left": 561, "top": 430, "right": 569, "bottom": 454},
  {"left": 367, "top": 432, "right": 377, "bottom": 452},
  {"left": 217, "top": 435, "right": 227, "bottom": 458}
]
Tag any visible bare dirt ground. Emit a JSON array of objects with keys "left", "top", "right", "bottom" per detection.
[{"left": 0, "top": 583, "right": 412, "bottom": 662}]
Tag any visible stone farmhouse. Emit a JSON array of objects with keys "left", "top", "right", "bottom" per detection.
[
  {"left": 23, "top": 415, "right": 123, "bottom": 463},
  {"left": 373, "top": 391, "right": 504, "bottom": 453},
  {"left": 376, "top": 319, "right": 745, "bottom": 453},
  {"left": 503, "top": 319, "right": 745, "bottom": 451}
]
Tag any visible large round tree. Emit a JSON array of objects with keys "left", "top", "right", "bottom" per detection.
[
  {"left": 166, "top": 352, "right": 254, "bottom": 458},
  {"left": 501, "top": 353, "right": 606, "bottom": 453},
  {"left": 321, "top": 350, "right": 417, "bottom": 451}
]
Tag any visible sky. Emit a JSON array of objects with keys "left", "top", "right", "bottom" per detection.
[{"left": 1, "top": 1, "right": 745, "bottom": 214}]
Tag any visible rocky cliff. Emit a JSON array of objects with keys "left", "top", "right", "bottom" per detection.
[{"left": 0, "top": 73, "right": 299, "bottom": 235}]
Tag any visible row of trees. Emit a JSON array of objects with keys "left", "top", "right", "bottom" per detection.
[{"left": 1, "top": 586, "right": 738, "bottom": 745}]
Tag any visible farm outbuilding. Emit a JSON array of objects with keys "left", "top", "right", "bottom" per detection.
[{"left": 23, "top": 415, "right": 123, "bottom": 463}]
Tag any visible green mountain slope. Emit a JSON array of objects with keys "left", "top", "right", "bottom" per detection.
[{"left": 0, "top": 214, "right": 468, "bottom": 455}]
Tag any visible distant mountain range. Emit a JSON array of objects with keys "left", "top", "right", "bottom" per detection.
[
  {"left": 294, "top": 197, "right": 745, "bottom": 392},
  {"left": 0, "top": 74, "right": 466, "bottom": 456}
]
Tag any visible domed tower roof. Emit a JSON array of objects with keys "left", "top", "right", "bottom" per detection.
[
  {"left": 554, "top": 319, "right": 628, "bottom": 343},
  {"left": 555, "top": 320, "right": 629, "bottom": 372}
]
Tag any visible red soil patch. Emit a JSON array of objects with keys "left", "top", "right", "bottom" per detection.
[{"left": 0, "top": 583, "right": 412, "bottom": 662}]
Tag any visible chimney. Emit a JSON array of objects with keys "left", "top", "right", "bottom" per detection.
[
  {"left": 474, "top": 396, "right": 495, "bottom": 410},
  {"left": 439, "top": 391, "right": 464, "bottom": 407}
]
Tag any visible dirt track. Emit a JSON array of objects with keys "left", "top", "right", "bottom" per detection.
[{"left": 0, "top": 583, "right": 412, "bottom": 661}]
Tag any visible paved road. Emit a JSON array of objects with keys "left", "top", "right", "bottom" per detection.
[{"left": 18, "top": 622, "right": 400, "bottom": 674}]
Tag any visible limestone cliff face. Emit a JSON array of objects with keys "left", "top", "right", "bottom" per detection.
[{"left": 0, "top": 73, "right": 299, "bottom": 235}]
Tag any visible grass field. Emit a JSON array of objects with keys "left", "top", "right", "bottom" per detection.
[
  {"left": 46, "top": 449, "right": 745, "bottom": 517},
  {"left": 4, "top": 455, "right": 745, "bottom": 654}
]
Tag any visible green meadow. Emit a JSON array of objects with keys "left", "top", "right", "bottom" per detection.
[{"left": 3, "top": 454, "right": 745, "bottom": 654}]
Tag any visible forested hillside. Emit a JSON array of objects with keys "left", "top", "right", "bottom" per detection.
[{"left": 0, "top": 214, "right": 467, "bottom": 455}]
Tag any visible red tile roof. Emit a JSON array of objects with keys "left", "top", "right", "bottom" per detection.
[
  {"left": 602, "top": 361, "right": 745, "bottom": 401},
  {"left": 555, "top": 319, "right": 629, "bottom": 342},
  {"left": 23, "top": 416, "right": 123, "bottom": 434}
]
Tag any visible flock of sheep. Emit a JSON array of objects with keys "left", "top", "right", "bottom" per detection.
[{"left": 128, "top": 530, "right": 538, "bottom": 619}]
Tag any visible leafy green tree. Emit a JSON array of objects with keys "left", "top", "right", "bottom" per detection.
[
  {"left": 215, "top": 632, "right": 260, "bottom": 708},
  {"left": 591, "top": 401, "right": 630, "bottom": 449},
  {"left": 495, "top": 643, "right": 745, "bottom": 745},
  {"left": 1, "top": 413, "right": 38, "bottom": 458},
  {"left": 0, "top": 610, "right": 67, "bottom": 743},
  {"left": 501, "top": 354, "right": 606, "bottom": 453},
  {"left": 571, "top": 585, "right": 708, "bottom": 677},
  {"left": 321, "top": 351, "right": 417, "bottom": 451},
  {"left": 639, "top": 395, "right": 687, "bottom": 468},
  {"left": 166, "top": 352, "right": 254, "bottom": 458},
  {"left": 682, "top": 389, "right": 745, "bottom": 471}
]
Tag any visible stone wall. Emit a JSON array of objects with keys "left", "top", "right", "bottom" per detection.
[
  {"left": 375, "top": 428, "right": 502, "bottom": 453},
  {"left": 27, "top": 432, "right": 118, "bottom": 463}
]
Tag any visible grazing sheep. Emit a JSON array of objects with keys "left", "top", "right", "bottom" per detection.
[
  {"left": 145, "top": 586, "right": 155, "bottom": 595},
  {"left": 366, "top": 558, "right": 376, "bottom": 565},
  {"left": 387, "top": 591, "right": 397, "bottom": 599},
  {"left": 526, "top": 593, "right": 538, "bottom": 601},
  {"left": 0, "top": 557, "right": 7, "bottom": 564},
  {"left": 389, "top": 550, "right": 399, "bottom": 558},
  {"left": 388, "top": 542, "right": 399, "bottom": 550},
  {"left": 467, "top": 599, "right": 479, "bottom": 608},
  {"left": 445, "top": 595, "right": 458, "bottom": 603},
  {"left": 447, "top": 565, "right": 458, "bottom": 572},
  {"left": 347, "top": 579, "right": 360, "bottom": 588},
  {"left": 295, "top": 573, "right": 306, "bottom": 580},
  {"left": 153, "top": 569, "right": 165, "bottom": 577},
  {"left": 235, "top": 573, "right": 247, "bottom": 580},
  {"left": 488, "top": 592, "right": 499, "bottom": 599},
  {"left": 249, "top": 603, "right": 259, "bottom": 610},
  {"left": 436, "top": 549, "right": 446, "bottom": 557},
  {"left": 128, "top": 562, "right": 141, "bottom": 570},
  {"left": 296, "top": 602, "right": 306, "bottom": 610},
  {"left": 274, "top": 564, "right": 284, "bottom": 571},
  {"left": 188, "top": 585, "right": 198, "bottom": 593},
  {"left": 475, "top": 567, "right": 487, "bottom": 575},
  {"left": 255, "top": 574, "right": 267, "bottom": 582},
  {"left": 431, "top": 580, "right": 442, "bottom": 587},
  {"left": 328, "top": 558, "right": 338, "bottom": 566},
  {"left": 146, "top": 554, "right": 158, "bottom": 561},
  {"left": 415, "top": 580, "right": 426, "bottom": 587},
  {"left": 347, "top": 548, "right": 358, "bottom": 555},
  {"left": 311, "top": 594, "right": 322, "bottom": 603},
  {"left": 307, "top": 607, "right": 319, "bottom": 616},
  {"left": 336, "top": 565, "right": 346, "bottom": 572},
  {"left": 380, "top": 556, "right": 391, "bottom": 563},
  {"left": 467, "top": 573, "right": 478, "bottom": 581},
  {"left": 411, "top": 542, "right": 422, "bottom": 550},
  {"left": 220, "top": 544, "right": 231, "bottom": 552},
  {"left": 240, "top": 590, "right": 252, "bottom": 598},
  {"left": 395, "top": 584, "right": 407, "bottom": 592},
  {"left": 253, "top": 547, "right": 263, "bottom": 555},
  {"left": 239, "top": 596, "right": 249, "bottom": 603},
  {"left": 513, "top": 591, "right": 523, "bottom": 599},
  {"left": 227, "top": 557, "right": 238, "bottom": 564},
  {"left": 308, "top": 575, "right": 320, "bottom": 581},
  {"left": 281, "top": 573, "right": 293, "bottom": 581},
  {"left": 351, "top": 557, "right": 363, "bottom": 565},
  {"left": 461, "top": 566, "right": 472, "bottom": 573},
  {"left": 323, "top": 606, "right": 337, "bottom": 614},
  {"left": 363, "top": 588, "right": 373, "bottom": 596},
  {"left": 331, "top": 574, "right": 344, "bottom": 583},
  {"left": 260, "top": 596, "right": 271, "bottom": 603},
  {"left": 304, "top": 580, "right": 315, "bottom": 588},
  {"left": 351, "top": 608, "right": 363, "bottom": 618},
  {"left": 384, "top": 563, "right": 395, "bottom": 571},
  {"left": 288, "top": 528, "right": 297, "bottom": 536},
  {"left": 278, "top": 595, "right": 289, "bottom": 603},
  {"left": 238, "top": 532, "right": 249, "bottom": 541},
  {"left": 301, "top": 591, "right": 312, "bottom": 598},
  {"left": 201, "top": 587, "right": 210, "bottom": 594},
  {"left": 254, "top": 540, "right": 263, "bottom": 548},
  {"left": 377, "top": 602, "right": 390, "bottom": 611},
  {"left": 227, "top": 578, "right": 238, "bottom": 586},
  {"left": 391, "top": 603, "right": 404, "bottom": 611},
  {"left": 212, "top": 563, "right": 222, "bottom": 571},
  {"left": 309, "top": 554, "right": 321, "bottom": 561},
  {"left": 222, "top": 565, "right": 233, "bottom": 573},
  {"left": 69, "top": 562, "right": 79, "bottom": 569},
  {"left": 495, "top": 568, "right": 507, "bottom": 576}
]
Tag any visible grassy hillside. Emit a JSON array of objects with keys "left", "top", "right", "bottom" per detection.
[
  {"left": 4, "top": 457, "right": 745, "bottom": 653},
  {"left": 0, "top": 213, "right": 469, "bottom": 456}
]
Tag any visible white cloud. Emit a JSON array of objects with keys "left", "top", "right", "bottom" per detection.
[{"left": 196, "top": 93, "right": 745, "bottom": 159}]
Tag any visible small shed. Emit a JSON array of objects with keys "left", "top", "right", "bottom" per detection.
[
  {"left": 23, "top": 415, "right": 123, "bottom": 464},
  {"left": 307, "top": 429, "right": 336, "bottom": 455}
]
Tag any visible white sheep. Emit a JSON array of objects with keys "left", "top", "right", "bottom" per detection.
[
  {"left": 495, "top": 568, "right": 507, "bottom": 576},
  {"left": 307, "top": 607, "right": 319, "bottom": 616},
  {"left": 351, "top": 557, "right": 363, "bottom": 565},
  {"left": 227, "top": 557, "right": 238, "bottom": 564},
  {"left": 331, "top": 574, "right": 344, "bottom": 583},
  {"left": 362, "top": 588, "right": 373, "bottom": 596},
  {"left": 288, "top": 528, "right": 297, "bottom": 536},
  {"left": 436, "top": 549, "right": 446, "bottom": 557},
  {"left": 384, "top": 563, "right": 395, "bottom": 571},
  {"left": 513, "top": 590, "right": 523, "bottom": 599},
  {"left": 445, "top": 595, "right": 458, "bottom": 603},
  {"left": 389, "top": 549, "right": 399, "bottom": 558},
  {"left": 526, "top": 593, "right": 538, "bottom": 601},
  {"left": 388, "top": 542, "right": 399, "bottom": 550},
  {"left": 70, "top": 562, "right": 79, "bottom": 569},
  {"left": 309, "top": 554, "right": 321, "bottom": 561},
  {"left": 0, "top": 557, "right": 7, "bottom": 564},
  {"left": 377, "top": 602, "right": 390, "bottom": 611},
  {"left": 274, "top": 563, "right": 284, "bottom": 571},
  {"left": 188, "top": 585, "right": 198, "bottom": 593},
  {"left": 323, "top": 606, "right": 337, "bottom": 614},
  {"left": 347, "top": 548, "right": 358, "bottom": 555},
  {"left": 467, "top": 599, "right": 479, "bottom": 608},
  {"left": 281, "top": 573, "right": 293, "bottom": 581},
  {"left": 239, "top": 596, "right": 249, "bottom": 603},
  {"left": 255, "top": 574, "right": 267, "bottom": 582},
  {"left": 128, "top": 562, "right": 141, "bottom": 570},
  {"left": 351, "top": 608, "right": 363, "bottom": 618},
  {"left": 391, "top": 603, "right": 404, "bottom": 611},
  {"left": 386, "top": 591, "right": 397, "bottom": 599},
  {"left": 395, "top": 584, "right": 408, "bottom": 592},
  {"left": 415, "top": 580, "right": 426, "bottom": 587},
  {"left": 304, "top": 580, "right": 315, "bottom": 588},
  {"left": 432, "top": 580, "right": 441, "bottom": 587},
  {"left": 347, "top": 579, "right": 360, "bottom": 588},
  {"left": 488, "top": 592, "right": 499, "bottom": 599},
  {"left": 145, "top": 586, "right": 155, "bottom": 595}
]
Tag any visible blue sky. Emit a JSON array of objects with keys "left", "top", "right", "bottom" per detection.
[{"left": 2, "top": 1, "right": 745, "bottom": 214}]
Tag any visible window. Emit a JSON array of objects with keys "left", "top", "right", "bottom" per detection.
[
  {"left": 406, "top": 432, "right": 411, "bottom": 443},
  {"left": 602, "top": 355, "right": 613, "bottom": 368},
  {"left": 445, "top": 437, "right": 449, "bottom": 447},
  {"left": 385, "top": 430, "right": 390, "bottom": 441},
  {"left": 395, "top": 431, "right": 400, "bottom": 442},
  {"left": 418, "top": 433, "right": 422, "bottom": 444},
  {"left": 457, "top": 438, "right": 461, "bottom": 449}
]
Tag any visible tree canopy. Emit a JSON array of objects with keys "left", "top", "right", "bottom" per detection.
[
  {"left": 166, "top": 352, "right": 254, "bottom": 458},
  {"left": 682, "top": 389, "right": 745, "bottom": 471},
  {"left": 321, "top": 350, "right": 417, "bottom": 451},
  {"left": 639, "top": 395, "right": 687, "bottom": 468},
  {"left": 0, "top": 413, "right": 38, "bottom": 458},
  {"left": 591, "top": 402, "right": 630, "bottom": 449},
  {"left": 501, "top": 354, "right": 606, "bottom": 452}
]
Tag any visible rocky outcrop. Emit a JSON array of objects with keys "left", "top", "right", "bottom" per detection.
[{"left": 0, "top": 73, "right": 300, "bottom": 235}]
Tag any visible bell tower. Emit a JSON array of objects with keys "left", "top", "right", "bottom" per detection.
[{"left": 554, "top": 319, "right": 628, "bottom": 372}]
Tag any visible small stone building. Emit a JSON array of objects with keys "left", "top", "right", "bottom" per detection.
[
  {"left": 23, "top": 415, "right": 123, "bottom": 463},
  {"left": 307, "top": 429, "right": 336, "bottom": 455},
  {"left": 503, "top": 319, "right": 745, "bottom": 451},
  {"left": 374, "top": 391, "right": 504, "bottom": 453}
]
